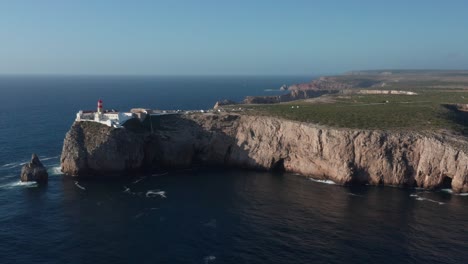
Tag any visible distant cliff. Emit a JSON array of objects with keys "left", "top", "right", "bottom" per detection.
[
  {"left": 61, "top": 114, "right": 468, "bottom": 193},
  {"left": 242, "top": 76, "right": 381, "bottom": 104}
]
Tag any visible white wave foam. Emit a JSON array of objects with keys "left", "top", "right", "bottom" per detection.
[
  {"left": 204, "top": 256, "right": 216, "bottom": 264},
  {"left": 132, "top": 178, "right": 145, "bottom": 184},
  {"left": 74, "top": 181, "right": 86, "bottom": 190},
  {"left": 411, "top": 194, "right": 444, "bottom": 205},
  {"left": 48, "top": 166, "right": 62, "bottom": 176},
  {"left": 347, "top": 192, "right": 363, "bottom": 197},
  {"left": 123, "top": 186, "right": 145, "bottom": 196},
  {"left": 134, "top": 213, "right": 144, "bottom": 219},
  {"left": 309, "top": 178, "right": 336, "bottom": 185},
  {"left": 0, "top": 161, "right": 27, "bottom": 170},
  {"left": 0, "top": 181, "right": 38, "bottom": 189},
  {"left": 39, "top": 155, "right": 60, "bottom": 161},
  {"left": 146, "top": 190, "right": 166, "bottom": 198},
  {"left": 440, "top": 189, "right": 468, "bottom": 196},
  {"left": 1, "top": 162, "right": 18, "bottom": 168}
]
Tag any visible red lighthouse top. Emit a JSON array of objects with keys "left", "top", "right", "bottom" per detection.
[{"left": 97, "top": 99, "right": 103, "bottom": 113}]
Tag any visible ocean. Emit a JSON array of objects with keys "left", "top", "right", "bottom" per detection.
[{"left": 0, "top": 75, "right": 467, "bottom": 264}]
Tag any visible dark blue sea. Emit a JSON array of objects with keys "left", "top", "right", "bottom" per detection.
[{"left": 0, "top": 75, "right": 467, "bottom": 264}]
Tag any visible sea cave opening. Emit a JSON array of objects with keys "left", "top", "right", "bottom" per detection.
[{"left": 440, "top": 176, "right": 453, "bottom": 189}]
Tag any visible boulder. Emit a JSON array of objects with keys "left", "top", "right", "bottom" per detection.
[{"left": 20, "top": 154, "right": 48, "bottom": 183}]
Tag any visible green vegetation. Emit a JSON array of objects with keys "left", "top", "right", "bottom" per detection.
[{"left": 247, "top": 90, "right": 468, "bottom": 133}]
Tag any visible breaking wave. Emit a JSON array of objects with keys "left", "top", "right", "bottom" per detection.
[
  {"left": 146, "top": 190, "right": 166, "bottom": 198},
  {"left": 309, "top": 178, "right": 336, "bottom": 185},
  {"left": 48, "top": 166, "right": 62, "bottom": 176}
]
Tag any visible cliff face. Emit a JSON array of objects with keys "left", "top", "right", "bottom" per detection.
[
  {"left": 61, "top": 114, "right": 468, "bottom": 193},
  {"left": 243, "top": 90, "right": 337, "bottom": 104},
  {"left": 61, "top": 122, "right": 146, "bottom": 177}
]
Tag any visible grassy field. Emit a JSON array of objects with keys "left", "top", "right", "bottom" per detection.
[{"left": 246, "top": 90, "right": 468, "bottom": 133}]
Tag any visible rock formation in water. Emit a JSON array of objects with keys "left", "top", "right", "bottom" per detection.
[
  {"left": 61, "top": 114, "right": 468, "bottom": 193},
  {"left": 21, "top": 154, "right": 48, "bottom": 183}
]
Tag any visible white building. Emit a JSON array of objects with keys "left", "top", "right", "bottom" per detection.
[{"left": 75, "top": 100, "right": 135, "bottom": 128}]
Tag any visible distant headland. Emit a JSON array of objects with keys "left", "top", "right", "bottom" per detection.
[{"left": 60, "top": 70, "right": 468, "bottom": 193}]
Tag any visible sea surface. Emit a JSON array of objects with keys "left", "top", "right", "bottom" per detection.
[{"left": 0, "top": 75, "right": 467, "bottom": 264}]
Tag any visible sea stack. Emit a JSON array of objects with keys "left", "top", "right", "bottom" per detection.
[{"left": 20, "top": 154, "right": 49, "bottom": 183}]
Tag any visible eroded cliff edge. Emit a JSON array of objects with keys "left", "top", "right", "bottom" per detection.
[{"left": 61, "top": 114, "right": 468, "bottom": 192}]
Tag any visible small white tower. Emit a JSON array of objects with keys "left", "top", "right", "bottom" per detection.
[
  {"left": 95, "top": 99, "right": 103, "bottom": 121},
  {"left": 97, "top": 99, "right": 103, "bottom": 114}
]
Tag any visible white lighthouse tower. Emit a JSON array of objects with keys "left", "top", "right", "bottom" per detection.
[
  {"left": 97, "top": 99, "right": 103, "bottom": 114},
  {"left": 95, "top": 99, "right": 103, "bottom": 121}
]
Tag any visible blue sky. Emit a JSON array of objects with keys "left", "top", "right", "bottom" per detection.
[{"left": 0, "top": 0, "right": 467, "bottom": 75}]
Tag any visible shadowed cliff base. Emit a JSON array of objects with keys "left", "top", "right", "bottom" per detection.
[{"left": 61, "top": 113, "right": 468, "bottom": 193}]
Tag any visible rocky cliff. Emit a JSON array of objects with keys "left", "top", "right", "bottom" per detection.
[{"left": 61, "top": 114, "right": 468, "bottom": 193}]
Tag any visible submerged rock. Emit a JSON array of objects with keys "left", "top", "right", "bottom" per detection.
[{"left": 20, "top": 154, "right": 48, "bottom": 183}]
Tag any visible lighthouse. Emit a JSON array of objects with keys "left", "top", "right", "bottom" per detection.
[
  {"left": 97, "top": 99, "right": 103, "bottom": 114},
  {"left": 76, "top": 99, "right": 134, "bottom": 128}
]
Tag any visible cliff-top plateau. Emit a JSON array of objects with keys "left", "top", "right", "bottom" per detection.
[{"left": 61, "top": 70, "right": 468, "bottom": 193}]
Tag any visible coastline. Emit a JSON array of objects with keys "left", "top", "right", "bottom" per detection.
[{"left": 60, "top": 112, "right": 468, "bottom": 193}]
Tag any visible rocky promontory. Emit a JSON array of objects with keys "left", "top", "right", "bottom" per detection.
[{"left": 61, "top": 113, "right": 468, "bottom": 193}]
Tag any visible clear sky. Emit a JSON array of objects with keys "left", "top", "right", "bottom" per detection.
[{"left": 0, "top": 0, "right": 467, "bottom": 75}]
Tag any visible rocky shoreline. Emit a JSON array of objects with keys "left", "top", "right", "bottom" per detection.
[{"left": 61, "top": 113, "right": 468, "bottom": 193}]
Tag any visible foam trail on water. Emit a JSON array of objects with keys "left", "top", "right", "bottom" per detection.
[
  {"left": 132, "top": 178, "right": 145, "bottom": 184},
  {"left": 74, "top": 181, "right": 86, "bottom": 190},
  {"left": 348, "top": 192, "right": 363, "bottom": 197},
  {"left": 309, "top": 178, "right": 336, "bottom": 185},
  {"left": 204, "top": 256, "right": 216, "bottom": 264},
  {"left": 1, "top": 162, "right": 18, "bottom": 167},
  {"left": 39, "top": 155, "right": 60, "bottom": 161},
  {"left": 134, "top": 213, "right": 144, "bottom": 219},
  {"left": 410, "top": 194, "right": 444, "bottom": 205},
  {"left": 0, "top": 181, "right": 37, "bottom": 189},
  {"left": 441, "top": 189, "right": 468, "bottom": 196},
  {"left": 146, "top": 190, "right": 166, "bottom": 198},
  {"left": 0, "top": 161, "right": 27, "bottom": 170}
]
